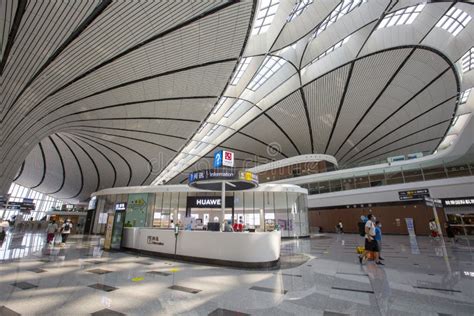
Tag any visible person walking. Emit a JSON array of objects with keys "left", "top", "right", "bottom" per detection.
[
  {"left": 445, "top": 222, "right": 456, "bottom": 244},
  {"left": 60, "top": 219, "right": 73, "bottom": 246},
  {"left": 429, "top": 219, "right": 438, "bottom": 239},
  {"left": 375, "top": 220, "right": 384, "bottom": 261},
  {"left": 46, "top": 220, "right": 58, "bottom": 245},
  {"left": 338, "top": 220, "right": 344, "bottom": 234},
  {"left": 359, "top": 214, "right": 383, "bottom": 265}
]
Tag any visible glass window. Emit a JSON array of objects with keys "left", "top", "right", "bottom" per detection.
[
  {"left": 230, "top": 57, "right": 252, "bottom": 85},
  {"left": 234, "top": 191, "right": 244, "bottom": 225},
  {"left": 461, "top": 48, "right": 474, "bottom": 73},
  {"left": 254, "top": 192, "right": 264, "bottom": 231},
  {"left": 247, "top": 56, "right": 286, "bottom": 91},
  {"left": 460, "top": 88, "right": 471, "bottom": 104},
  {"left": 311, "top": 35, "right": 351, "bottom": 64},
  {"left": 274, "top": 192, "right": 289, "bottom": 237},
  {"left": 403, "top": 168, "right": 424, "bottom": 183},
  {"left": 287, "top": 0, "right": 313, "bottom": 22},
  {"left": 287, "top": 192, "right": 301, "bottom": 237},
  {"left": 313, "top": 0, "right": 366, "bottom": 38},
  {"left": 378, "top": 4, "right": 425, "bottom": 29},
  {"left": 436, "top": 7, "right": 472, "bottom": 37},
  {"left": 341, "top": 177, "right": 355, "bottom": 190},
  {"left": 318, "top": 181, "right": 330, "bottom": 193},
  {"left": 330, "top": 179, "right": 342, "bottom": 192},
  {"left": 264, "top": 191, "right": 275, "bottom": 232},
  {"left": 369, "top": 173, "right": 385, "bottom": 187},
  {"left": 422, "top": 166, "right": 447, "bottom": 180},
  {"left": 252, "top": 0, "right": 280, "bottom": 35},
  {"left": 446, "top": 164, "right": 471, "bottom": 178},
  {"left": 385, "top": 170, "right": 404, "bottom": 184},
  {"left": 355, "top": 175, "right": 370, "bottom": 188}
]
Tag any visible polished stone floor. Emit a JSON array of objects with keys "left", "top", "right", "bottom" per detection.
[{"left": 0, "top": 232, "right": 473, "bottom": 315}]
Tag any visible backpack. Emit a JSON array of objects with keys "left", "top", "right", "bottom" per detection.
[
  {"left": 64, "top": 223, "right": 70, "bottom": 231},
  {"left": 358, "top": 222, "right": 365, "bottom": 236}
]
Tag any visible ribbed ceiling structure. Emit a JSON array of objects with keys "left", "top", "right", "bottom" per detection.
[{"left": 1, "top": 0, "right": 473, "bottom": 202}]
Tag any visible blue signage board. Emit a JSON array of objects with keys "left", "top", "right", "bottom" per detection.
[{"left": 213, "top": 150, "right": 223, "bottom": 168}]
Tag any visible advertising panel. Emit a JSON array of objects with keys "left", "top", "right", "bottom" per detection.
[{"left": 125, "top": 193, "right": 148, "bottom": 227}]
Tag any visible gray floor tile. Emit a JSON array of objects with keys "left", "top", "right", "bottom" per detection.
[
  {"left": 88, "top": 283, "right": 118, "bottom": 292},
  {"left": 168, "top": 285, "right": 201, "bottom": 294},
  {"left": 135, "top": 261, "right": 153, "bottom": 265},
  {"left": 413, "top": 286, "right": 461, "bottom": 293},
  {"left": 91, "top": 308, "right": 125, "bottom": 316},
  {"left": 323, "top": 311, "right": 349, "bottom": 316},
  {"left": 146, "top": 271, "right": 171, "bottom": 276},
  {"left": 208, "top": 308, "right": 250, "bottom": 316},
  {"left": 10, "top": 282, "right": 37, "bottom": 290},
  {"left": 86, "top": 268, "right": 112, "bottom": 275},
  {"left": 0, "top": 306, "right": 21, "bottom": 316},
  {"left": 331, "top": 286, "right": 374, "bottom": 294},
  {"left": 249, "top": 286, "right": 287, "bottom": 295}
]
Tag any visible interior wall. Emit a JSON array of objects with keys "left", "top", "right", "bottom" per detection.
[{"left": 309, "top": 202, "right": 446, "bottom": 236}]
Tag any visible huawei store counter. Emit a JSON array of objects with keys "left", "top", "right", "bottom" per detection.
[{"left": 122, "top": 227, "right": 281, "bottom": 267}]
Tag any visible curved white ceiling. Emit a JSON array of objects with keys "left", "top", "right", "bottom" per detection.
[{"left": 1, "top": 0, "right": 473, "bottom": 202}]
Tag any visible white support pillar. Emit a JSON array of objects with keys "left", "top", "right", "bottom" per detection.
[{"left": 221, "top": 181, "right": 225, "bottom": 231}]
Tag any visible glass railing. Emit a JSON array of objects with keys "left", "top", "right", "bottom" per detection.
[{"left": 299, "top": 161, "right": 474, "bottom": 195}]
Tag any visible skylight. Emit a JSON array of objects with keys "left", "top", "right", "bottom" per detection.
[
  {"left": 451, "top": 115, "right": 459, "bottom": 126},
  {"left": 287, "top": 0, "right": 313, "bottom": 22},
  {"left": 224, "top": 99, "right": 244, "bottom": 118},
  {"left": 460, "top": 88, "right": 471, "bottom": 104},
  {"left": 312, "top": 36, "right": 351, "bottom": 63},
  {"left": 252, "top": 0, "right": 280, "bottom": 35},
  {"left": 247, "top": 56, "right": 286, "bottom": 91},
  {"left": 206, "top": 124, "right": 219, "bottom": 137},
  {"left": 212, "top": 97, "right": 227, "bottom": 114},
  {"left": 461, "top": 48, "right": 474, "bottom": 73},
  {"left": 313, "top": 0, "right": 366, "bottom": 38},
  {"left": 230, "top": 58, "right": 252, "bottom": 85},
  {"left": 436, "top": 7, "right": 472, "bottom": 36},
  {"left": 378, "top": 4, "right": 425, "bottom": 29}
]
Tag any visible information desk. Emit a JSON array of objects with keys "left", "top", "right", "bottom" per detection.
[{"left": 122, "top": 227, "right": 281, "bottom": 268}]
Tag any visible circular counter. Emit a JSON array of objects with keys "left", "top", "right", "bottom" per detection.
[{"left": 122, "top": 227, "right": 281, "bottom": 268}]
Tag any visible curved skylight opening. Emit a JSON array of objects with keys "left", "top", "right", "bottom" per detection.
[
  {"left": 287, "top": 0, "right": 313, "bottom": 22},
  {"left": 312, "top": 0, "right": 366, "bottom": 39},
  {"left": 436, "top": 7, "right": 472, "bottom": 36},
  {"left": 378, "top": 4, "right": 425, "bottom": 29},
  {"left": 224, "top": 99, "right": 245, "bottom": 118},
  {"left": 247, "top": 56, "right": 286, "bottom": 91},
  {"left": 230, "top": 57, "right": 252, "bottom": 85},
  {"left": 461, "top": 48, "right": 474, "bottom": 73},
  {"left": 460, "top": 88, "right": 471, "bottom": 104},
  {"left": 252, "top": 0, "right": 280, "bottom": 35},
  {"left": 311, "top": 36, "right": 351, "bottom": 64},
  {"left": 212, "top": 97, "right": 228, "bottom": 114}
]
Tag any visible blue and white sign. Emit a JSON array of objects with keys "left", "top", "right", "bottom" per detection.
[{"left": 214, "top": 150, "right": 223, "bottom": 168}]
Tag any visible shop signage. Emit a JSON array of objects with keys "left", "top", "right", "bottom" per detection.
[
  {"left": 398, "top": 189, "right": 429, "bottom": 201},
  {"left": 187, "top": 196, "right": 234, "bottom": 208},
  {"left": 115, "top": 203, "right": 127, "bottom": 211},
  {"left": 424, "top": 197, "right": 443, "bottom": 208},
  {"left": 443, "top": 197, "right": 474, "bottom": 206},
  {"left": 147, "top": 236, "right": 164, "bottom": 245},
  {"left": 213, "top": 150, "right": 234, "bottom": 168}
]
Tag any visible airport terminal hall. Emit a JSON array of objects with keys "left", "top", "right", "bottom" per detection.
[{"left": 2, "top": 0, "right": 474, "bottom": 315}]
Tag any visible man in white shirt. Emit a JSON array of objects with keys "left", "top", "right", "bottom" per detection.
[
  {"left": 46, "top": 220, "right": 58, "bottom": 244},
  {"left": 60, "top": 219, "right": 73, "bottom": 244},
  {"left": 359, "top": 214, "right": 383, "bottom": 265}
]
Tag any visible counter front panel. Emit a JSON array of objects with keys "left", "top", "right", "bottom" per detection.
[{"left": 122, "top": 228, "right": 281, "bottom": 267}]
